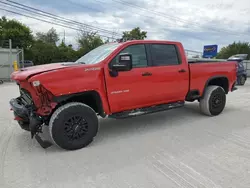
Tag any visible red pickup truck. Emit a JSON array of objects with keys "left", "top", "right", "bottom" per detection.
[{"left": 10, "top": 40, "right": 237, "bottom": 150}]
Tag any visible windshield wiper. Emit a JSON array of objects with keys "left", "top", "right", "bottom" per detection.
[{"left": 77, "top": 62, "right": 86, "bottom": 64}]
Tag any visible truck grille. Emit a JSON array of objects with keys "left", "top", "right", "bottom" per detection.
[{"left": 20, "top": 88, "right": 33, "bottom": 106}]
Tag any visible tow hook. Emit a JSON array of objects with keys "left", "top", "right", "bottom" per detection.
[
  {"left": 34, "top": 134, "right": 52, "bottom": 149},
  {"left": 29, "top": 113, "right": 53, "bottom": 149},
  {"left": 29, "top": 113, "right": 43, "bottom": 138}
]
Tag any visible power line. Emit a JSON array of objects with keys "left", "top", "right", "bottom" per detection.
[
  {"left": 5, "top": 0, "right": 122, "bottom": 37},
  {"left": 2, "top": 0, "right": 245, "bottom": 44},
  {"left": 109, "top": 0, "right": 248, "bottom": 36},
  {"left": 0, "top": 7, "right": 116, "bottom": 39},
  {"left": 5, "top": 0, "right": 117, "bottom": 35},
  {"left": 0, "top": 1, "right": 201, "bottom": 41},
  {"left": 62, "top": 0, "right": 104, "bottom": 15},
  {"left": 4, "top": 0, "right": 122, "bottom": 37},
  {"left": 110, "top": 0, "right": 219, "bottom": 30},
  {"left": 2, "top": 0, "right": 238, "bottom": 42},
  {"left": 53, "top": 0, "right": 204, "bottom": 41},
  {"left": 54, "top": 0, "right": 124, "bottom": 32},
  {"left": 91, "top": 0, "right": 246, "bottom": 40},
  {"left": 90, "top": 0, "right": 210, "bottom": 40},
  {"left": 67, "top": 0, "right": 176, "bottom": 30},
  {"left": 90, "top": 0, "right": 205, "bottom": 40}
]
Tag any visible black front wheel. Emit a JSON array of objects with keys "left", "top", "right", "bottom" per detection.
[
  {"left": 49, "top": 102, "right": 99, "bottom": 150},
  {"left": 199, "top": 86, "right": 226, "bottom": 116}
]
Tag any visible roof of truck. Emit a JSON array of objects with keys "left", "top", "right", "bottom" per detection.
[{"left": 110, "top": 40, "right": 181, "bottom": 45}]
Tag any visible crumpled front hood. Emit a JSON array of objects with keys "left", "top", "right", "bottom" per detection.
[{"left": 11, "top": 62, "right": 80, "bottom": 81}]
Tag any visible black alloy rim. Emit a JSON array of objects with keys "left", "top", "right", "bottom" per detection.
[
  {"left": 211, "top": 93, "right": 223, "bottom": 109},
  {"left": 64, "top": 115, "right": 89, "bottom": 140}
]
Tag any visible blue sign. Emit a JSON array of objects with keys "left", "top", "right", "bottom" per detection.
[{"left": 203, "top": 45, "right": 218, "bottom": 58}]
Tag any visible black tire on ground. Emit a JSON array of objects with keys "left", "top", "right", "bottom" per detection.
[
  {"left": 49, "top": 102, "right": 99, "bottom": 150},
  {"left": 199, "top": 85, "right": 226, "bottom": 116},
  {"left": 0, "top": 80, "right": 3, "bottom": 84},
  {"left": 239, "top": 75, "right": 246, "bottom": 85}
]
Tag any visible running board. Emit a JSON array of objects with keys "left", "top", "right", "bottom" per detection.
[{"left": 109, "top": 101, "right": 185, "bottom": 119}]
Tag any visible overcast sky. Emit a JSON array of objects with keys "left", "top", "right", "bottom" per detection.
[{"left": 1, "top": 0, "right": 250, "bottom": 52}]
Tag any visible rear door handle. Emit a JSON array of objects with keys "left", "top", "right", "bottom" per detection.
[
  {"left": 178, "top": 69, "right": 186, "bottom": 73},
  {"left": 142, "top": 72, "right": 152, "bottom": 76}
]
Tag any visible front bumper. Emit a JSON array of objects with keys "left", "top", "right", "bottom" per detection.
[
  {"left": 9, "top": 98, "right": 52, "bottom": 148},
  {"left": 9, "top": 97, "right": 42, "bottom": 135},
  {"left": 10, "top": 98, "right": 29, "bottom": 122}
]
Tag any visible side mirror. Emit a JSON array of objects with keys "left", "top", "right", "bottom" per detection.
[{"left": 111, "top": 53, "right": 132, "bottom": 71}]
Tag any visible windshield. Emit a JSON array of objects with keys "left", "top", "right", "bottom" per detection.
[{"left": 75, "top": 43, "right": 122, "bottom": 65}]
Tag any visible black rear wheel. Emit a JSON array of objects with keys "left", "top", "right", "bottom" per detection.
[
  {"left": 200, "top": 86, "right": 226, "bottom": 116},
  {"left": 49, "top": 102, "right": 99, "bottom": 150},
  {"left": 239, "top": 76, "right": 246, "bottom": 85}
]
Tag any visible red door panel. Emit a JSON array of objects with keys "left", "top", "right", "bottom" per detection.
[
  {"left": 105, "top": 67, "right": 157, "bottom": 113},
  {"left": 104, "top": 44, "right": 155, "bottom": 113},
  {"left": 148, "top": 44, "right": 189, "bottom": 103},
  {"left": 148, "top": 65, "right": 189, "bottom": 103}
]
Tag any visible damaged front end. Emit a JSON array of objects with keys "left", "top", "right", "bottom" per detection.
[{"left": 9, "top": 83, "right": 56, "bottom": 148}]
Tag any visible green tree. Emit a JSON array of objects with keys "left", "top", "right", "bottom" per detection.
[
  {"left": 36, "top": 27, "right": 59, "bottom": 45},
  {"left": 216, "top": 42, "right": 250, "bottom": 59},
  {"left": 56, "top": 40, "right": 78, "bottom": 62},
  {"left": 0, "top": 16, "right": 33, "bottom": 49},
  {"left": 28, "top": 40, "right": 58, "bottom": 65},
  {"left": 77, "top": 31, "right": 104, "bottom": 55},
  {"left": 122, "top": 27, "right": 147, "bottom": 40}
]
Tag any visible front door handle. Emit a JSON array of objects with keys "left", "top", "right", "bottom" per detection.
[
  {"left": 178, "top": 69, "right": 186, "bottom": 73},
  {"left": 142, "top": 72, "right": 152, "bottom": 76}
]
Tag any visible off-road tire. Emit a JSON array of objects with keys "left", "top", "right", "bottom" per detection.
[
  {"left": 239, "top": 75, "right": 246, "bottom": 85},
  {"left": 49, "top": 102, "right": 99, "bottom": 150},
  {"left": 199, "top": 86, "right": 226, "bottom": 116}
]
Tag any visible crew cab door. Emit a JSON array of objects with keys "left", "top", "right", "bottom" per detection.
[
  {"left": 147, "top": 43, "right": 189, "bottom": 102},
  {"left": 104, "top": 44, "right": 154, "bottom": 113}
]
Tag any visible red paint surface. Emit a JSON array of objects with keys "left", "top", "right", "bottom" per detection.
[{"left": 10, "top": 40, "right": 237, "bottom": 116}]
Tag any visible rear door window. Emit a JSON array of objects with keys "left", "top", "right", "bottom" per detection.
[{"left": 150, "top": 44, "right": 180, "bottom": 66}]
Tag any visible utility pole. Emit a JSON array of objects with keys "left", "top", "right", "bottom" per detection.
[
  {"left": 9, "top": 39, "right": 12, "bottom": 81},
  {"left": 22, "top": 48, "right": 24, "bottom": 68},
  {"left": 112, "top": 30, "right": 115, "bottom": 42},
  {"left": 63, "top": 29, "right": 66, "bottom": 43}
]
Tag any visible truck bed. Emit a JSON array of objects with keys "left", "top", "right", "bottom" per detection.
[
  {"left": 188, "top": 58, "right": 228, "bottom": 63},
  {"left": 188, "top": 60, "right": 237, "bottom": 96}
]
